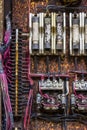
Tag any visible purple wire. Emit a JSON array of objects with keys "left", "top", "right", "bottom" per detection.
[{"left": 0, "top": 12, "right": 14, "bottom": 130}]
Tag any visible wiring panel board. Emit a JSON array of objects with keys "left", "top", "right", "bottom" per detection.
[{"left": 2, "top": 0, "right": 87, "bottom": 130}]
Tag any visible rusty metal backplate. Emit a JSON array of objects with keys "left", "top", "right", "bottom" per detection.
[{"left": 12, "top": 0, "right": 87, "bottom": 129}]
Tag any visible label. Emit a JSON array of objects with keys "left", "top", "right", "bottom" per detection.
[
  {"left": 73, "top": 24, "right": 79, "bottom": 44},
  {"left": 56, "top": 15, "right": 63, "bottom": 45},
  {"left": 33, "top": 21, "right": 39, "bottom": 44},
  {"left": 44, "top": 17, "right": 51, "bottom": 45},
  {"left": 57, "top": 22, "right": 63, "bottom": 44}
]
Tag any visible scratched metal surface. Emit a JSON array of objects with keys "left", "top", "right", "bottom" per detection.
[{"left": 12, "top": 0, "right": 87, "bottom": 129}]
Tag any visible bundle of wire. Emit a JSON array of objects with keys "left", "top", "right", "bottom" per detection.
[
  {"left": 39, "top": 87, "right": 61, "bottom": 107},
  {"left": 0, "top": 68, "right": 14, "bottom": 130},
  {"left": 0, "top": 12, "right": 14, "bottom": 130},
  {"left": 23, "top": 48, "right": 34, "bottom": 130},
  {"left": 60, "top": 0, "right": 82, "bottom": 6},
  {"left": 31, "top": 112, "right": 87, "bottom": 125},
  {"left": 23, "top": 1, "right": 34, "bottom": 127},
  {"left": 24, "top": 88, "right": 33, "bottom": 130}
]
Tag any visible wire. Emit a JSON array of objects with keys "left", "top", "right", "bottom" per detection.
[
  {"left": 60, "top": 0, "right": 82, "bottom": 6},
  {"left": 31, "top": 113, "right": 87, "bottom": 123},
  {"left": 31, "top": 113, "right": 87, "bottom": 125},
  {"left": 24, "top": 88, "right": 33, "bottom": 130},
  {"left": 0, "top": 12, "right": 14, "bottom": 130},
  {"left": 65, "top": 80, "right": 69, "bottom": 96}
]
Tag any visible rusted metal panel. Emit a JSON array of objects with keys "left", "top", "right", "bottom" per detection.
[{"left": 11, "top": 0, "right": 87, "bottom": 129}]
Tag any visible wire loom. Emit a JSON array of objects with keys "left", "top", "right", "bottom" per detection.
[
  {"left": 31, "top": 113, "right": 87, "bottom": 125},
  {"left": 60, "top": 0, "right": 82, "bottom": 6},
  {"left": 2, "top": 0, "right": 87, "bottom": 129}
]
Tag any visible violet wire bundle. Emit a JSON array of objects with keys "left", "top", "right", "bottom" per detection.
[
  {"left": 24, "top": 38, "right": 34, "bottom": 129},
  {"left": 0, "top": 55, "right": 14, "bottom": 130},
  {"left": 24, "top": 57, "right": 34, "bottom": 130},
  {"left": 23, "top": 1, "right": 34, "bottom": 129},
  {"left": 74, "top": 88, "right": 87, "bottom": 99},
  {"left": 0, "top": 12, "right": 14, "bottom": 130},
  {"left": 0, "top": 69, "right": 14, "bottom": 130},
  {"left": 24, "top": 89, "right": 33, "bottom": 130},
  {"left": 39, "top": 86, "right": 55, "bottom": 100},
  {"left": 3, "top": 12, "right": 12, "bottom": 85}
]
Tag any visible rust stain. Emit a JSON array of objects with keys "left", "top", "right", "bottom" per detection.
[{"left": 12, "top": 0, "right": 87, "bottom": 129}]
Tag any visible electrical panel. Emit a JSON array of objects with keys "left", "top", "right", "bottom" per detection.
[{"left": 1, "top": 0, "right": 87, "bottom": 130}]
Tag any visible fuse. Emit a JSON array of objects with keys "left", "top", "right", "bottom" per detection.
[
  {"left": 56, "top": 13, "right": 63, "bottom": 50},
  {"left": 70, "top": 13, "right": 81, "bottom": 55},
  {"left": 72, "top": 14, "right": 80, "bottom": 49},
  {"left": 36, "top": 93, "right": 41, "bottom": 110},
  {"left": 44, "top": 13, "right": 51, "bottom": 50},
  {"left": 32, "top": 15, "right": 39, "bottom": 50},
  {"left": 36, "top": 93, "right": 41, "bottom": 104},
  {"left": 71, "top": 94, "right": 76, "bottom": 107},
  {"left": 61, "top": 94, "right": 66, "bottom": 108}
]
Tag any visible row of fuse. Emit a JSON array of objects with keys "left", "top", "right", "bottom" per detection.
[{"left": 29, "top": 12, "right": 87, "bottom": 55}]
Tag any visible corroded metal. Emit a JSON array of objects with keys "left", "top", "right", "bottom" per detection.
[{"left": 12, "top": 0, "right": 87, "bottom": 129}]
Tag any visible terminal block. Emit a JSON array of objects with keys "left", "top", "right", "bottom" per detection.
[
  {"left": 71, "top": 76, "right": 87, "bottom": 113},
  {"left": 36, "top": 76, "right": 69, "bottom": 113}
]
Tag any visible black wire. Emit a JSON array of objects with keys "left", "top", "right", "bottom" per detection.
[
  {"left": 31, "top": 112, "right": 87, "bottom": 124},
  {"left": 60, "top": 0, "right": 82, "bottom": 7},
  {"left": 58, "top": 56, "right": 61, "bottom": 74},
  {"left": 34, "top": 56, "right": 37, "bottom": 73},
  {"left": 35, "top": 4, "right": 87, "bottom": 14},
  {"left": 32, "top": 115, "right": 87, "bottom": 124},
  {"left": 46, "top": 56, "right": 49, "bottom": 73},
  {"left": 75, "top": 57, "right": 77, "bottom": 71}
]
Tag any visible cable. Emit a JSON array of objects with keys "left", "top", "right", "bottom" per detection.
[
  {"left": 24, "top": 87, "right": 33, "bottom": 130},
  {"left": 60, "top": 0, "right": 82, "bottom": 6},
  {"left": 31, "top": 113, "right": 87, "bottom": 125},
  {"left": 0, "top": 12, "right": 14, "bottom": 130}
]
